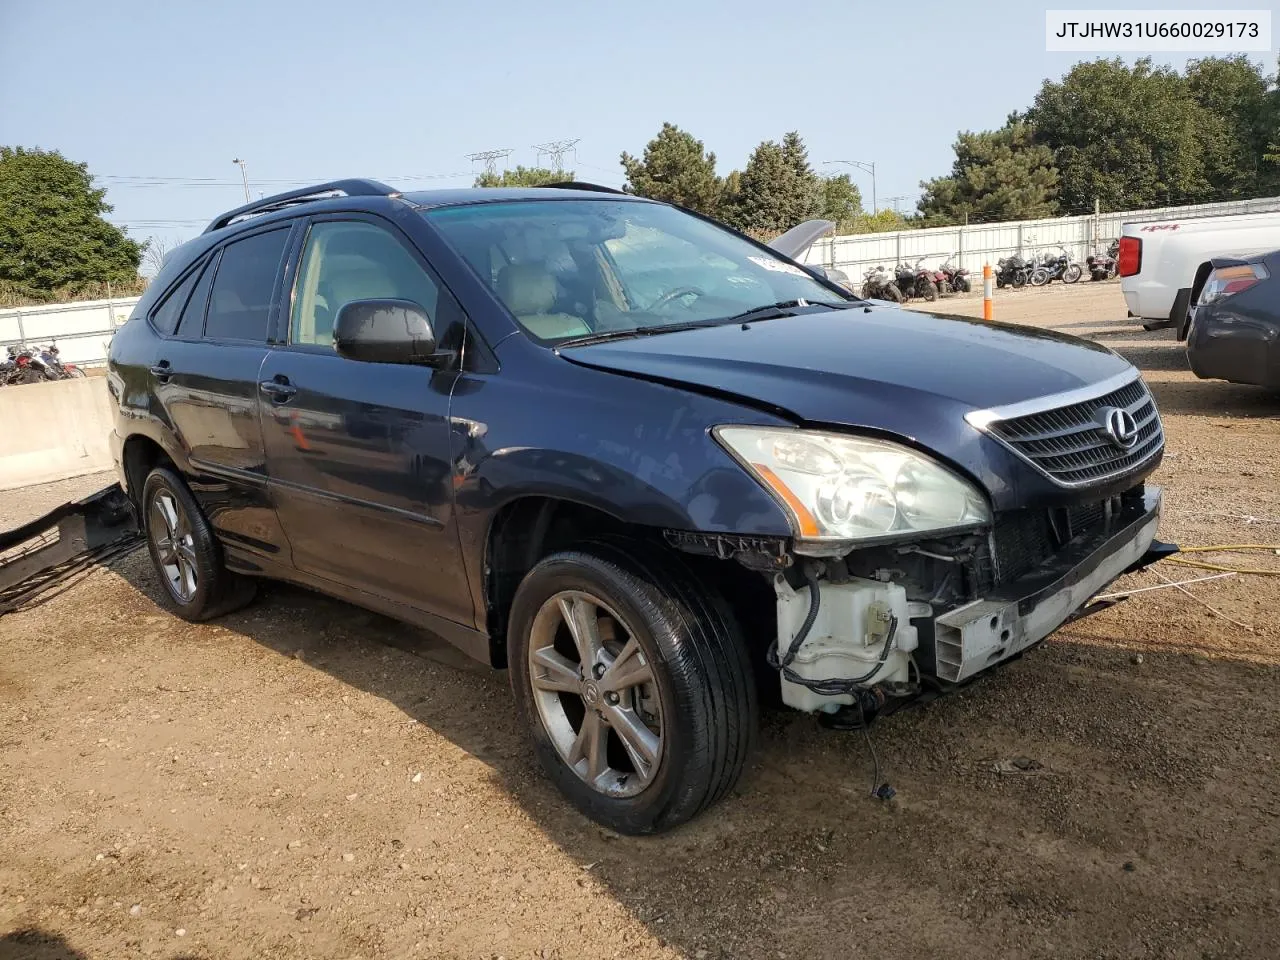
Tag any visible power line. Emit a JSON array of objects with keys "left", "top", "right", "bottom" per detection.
[{"left": 96, "top": 171, "right": 474, "bottom": 188}]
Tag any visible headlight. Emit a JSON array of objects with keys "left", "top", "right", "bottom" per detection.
[{"left": 714, "top": 426, "right": 990, "bottom": 553}]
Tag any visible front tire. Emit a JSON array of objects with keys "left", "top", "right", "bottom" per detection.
[
  {"left": 1063, "top": 264, "right": 1083, "bottom": 283},
  {"left": 142, "top": 467, "right": 256, "bottom": 622},
  {"left": 508, "top": 541, "right": 757, "bottom": 834}
]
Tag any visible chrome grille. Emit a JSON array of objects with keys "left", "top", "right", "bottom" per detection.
[{"left": 981, "top": 377, "right": 1163, "bottom": 487}]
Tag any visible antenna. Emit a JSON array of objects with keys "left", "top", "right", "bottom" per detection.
[
  {"left": 465, "top": 149, "right": 513, "bottom": 176},
  {"left": 533, "top": 139, "right": 580, "bottom": 173}
]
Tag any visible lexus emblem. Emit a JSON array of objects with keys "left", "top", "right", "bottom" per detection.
[{"left": 1098, "top": 406, "right": 1139, "bottom": 450}]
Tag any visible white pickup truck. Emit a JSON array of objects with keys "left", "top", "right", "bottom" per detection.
[{"left": 1120, "top": 210, "right": 1280, "bottom": 337}]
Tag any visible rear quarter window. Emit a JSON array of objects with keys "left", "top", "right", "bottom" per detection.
[{"left": 148, "top": 265, "right": 202, "bottom": 336}]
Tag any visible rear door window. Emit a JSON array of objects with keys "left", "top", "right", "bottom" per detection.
[{"left": 204, "top": 228, "right": 290, "bottom": 342}]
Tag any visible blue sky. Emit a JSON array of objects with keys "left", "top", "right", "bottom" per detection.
[{"left": 1, "top": 0, "right": 1273, "bottom": 255}]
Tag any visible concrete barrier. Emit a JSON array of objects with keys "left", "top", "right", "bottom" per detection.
[{"left": 0, "top": 378, "right": 115, "bottom": 491}]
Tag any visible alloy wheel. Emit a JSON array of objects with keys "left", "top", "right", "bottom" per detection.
[
  {"left": 527, "top": 590, "right": 664, "bottom": 798},
  {"left": 150, "top": 490, "right": 198, "bottom": 603}
]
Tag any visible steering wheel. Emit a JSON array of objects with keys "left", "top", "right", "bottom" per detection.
[{"left": 648, "top": 286, "right": 707, "bottom": 312}]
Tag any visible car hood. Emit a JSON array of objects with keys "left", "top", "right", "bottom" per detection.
[{"left": 560, "top": 306, "right": 1135, "bottom": 502}]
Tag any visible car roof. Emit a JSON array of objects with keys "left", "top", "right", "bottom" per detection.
[{"left": 402, "top": 186, "right": 653, "bottom": 209}]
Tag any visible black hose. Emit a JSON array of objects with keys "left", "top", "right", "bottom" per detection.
[
  {"left": 769, "top": 568, "right": 822, "bottom": 672},
  {"left": 767, "top": 566, "right": 900, "bottom": 698}
]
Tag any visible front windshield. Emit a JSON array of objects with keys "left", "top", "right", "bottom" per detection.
[{"left": 425, "top": 199, "right": 848, "bottom": 343}]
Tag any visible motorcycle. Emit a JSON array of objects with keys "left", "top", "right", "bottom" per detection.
[
  {"left": 861, "top": 265, "right": 902, "bottom": 302},
  {"left": 3, "top": 346, "right": 48, "bottom": 385},
  {"left": 1030, "top": 246, "right": 1082, "bottom": 286},
  {"left": 996, "top": 255, "right": 1030, "bottom": 289},
  {"left": 1087, "top": 240, "right": 1120, "bottom": 281},
  {"left": 938, "top": 255, "right": 971, "bottom": 294},
  {"left": 37, "top": 343, "right": 85, "bottom": 379},
  {"left": 898, "top": 258, "right": 938, "bottom": 301}
]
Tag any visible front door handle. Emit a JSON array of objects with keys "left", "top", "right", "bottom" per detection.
[
  {"left": 259, "top": 376, "right": 297, "bottom": 403},
  {"left": 149, "top": 360, "right": 172, "bottom": 382}
]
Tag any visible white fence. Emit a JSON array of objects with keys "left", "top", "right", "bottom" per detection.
[
  {"left": 0, "top": 297, "right": 140, "bottom": 368},
  {"left": 799, "top": 195, "right": 1280, "bottom": 281}
]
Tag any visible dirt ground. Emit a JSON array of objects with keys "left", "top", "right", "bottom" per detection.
[{"left": 2, "top": 282, "right": 1279, "bottom": 960}]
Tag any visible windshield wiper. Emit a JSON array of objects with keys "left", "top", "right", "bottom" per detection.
[
  {"left": 556, "top": 300, "right": 858, "bottom": 349},
  {"left": 556, "top": 319, "right": 726, "bottom": 349},
  {"left": 716, "top": 298, "right": 856, "bottom": 326}
]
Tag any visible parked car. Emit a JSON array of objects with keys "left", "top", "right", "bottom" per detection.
[
  {"left": 107, "top": 179, "right": 1171, "bottom": 834},
  {"left": 1185, "top": 250, "right": 1279, "bottom": 389},
  {"left": 1119, "top": 210, "right": 1280, "bottom": 335}
]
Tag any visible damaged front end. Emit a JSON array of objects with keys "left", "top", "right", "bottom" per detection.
[
  {"left": 678, "top": 404, "right": 1173, "bottom": 719},
  {"left": 764, "top": 484, "right": 1170, "bottom": 717}
]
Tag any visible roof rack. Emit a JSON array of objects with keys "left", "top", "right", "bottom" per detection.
[
  {"left": 203, "top": 179, "right": 399, "bottom": 234},
  {"left": 537, "top": 181, "right": 628, "bottom": 195}
]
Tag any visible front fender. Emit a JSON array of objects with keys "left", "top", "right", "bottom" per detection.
[{"left": 447, "top": 356, "right": 797, "bottom": 630}]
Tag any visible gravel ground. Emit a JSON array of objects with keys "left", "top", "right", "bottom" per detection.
[
  {"left": 0, "top": 471, "right": 117, "bottom": 530},
  {"left": 2, "top": 283, "right": 1279, "bottom": 960}
]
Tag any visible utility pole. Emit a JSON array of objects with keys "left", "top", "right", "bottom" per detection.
[
  {"left": 533, "top": 139, "right": 580, "bottom": 174},
  {"left": 823, "top": 159, "right": 876, "bottom": 214},
  {"left": 466, "top": 149, "right": 513, "bottom": 178},
  {"left": 232, "top": 158, "right": 250, "bottom": 202}
]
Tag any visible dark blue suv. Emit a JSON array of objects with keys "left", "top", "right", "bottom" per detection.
[{"left": 108, "top": 180, "right": 1169, "bottom": 833}]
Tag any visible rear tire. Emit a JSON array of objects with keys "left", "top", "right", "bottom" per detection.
[
  {"left": 884, "top": 283, "right": 903, "bottom": 303},
  {"left": 507, "top": 540, "right": 757, "bottom": 834},
  {"left": 1030, "top": 268, "right": 1050, "bottom": 287},
  {"left": 141, "top": 467, "right": 257, "bottom": 622}
]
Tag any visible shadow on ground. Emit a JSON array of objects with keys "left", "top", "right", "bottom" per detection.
[
  {"left": 97, "top": 554, "right": 1280, "bottom": 960},
  {"left": 0, "top": 929, "right": 87, "bottom": 960}
]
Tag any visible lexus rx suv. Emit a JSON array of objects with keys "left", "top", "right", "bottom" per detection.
[{"left": 107, "top": 180, "right": 1170, "bottom": 834}]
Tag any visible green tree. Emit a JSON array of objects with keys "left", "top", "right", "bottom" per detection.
[
  {"left": 725, "top": 131, "right": 821, "bottom": 233},
  {"left": 0, "top": 147, "right": 143, "bottom": 301},
  {"left": 917, "top": 121, "right": 1059, "bottom": 223},
  {"left": 1027, "top": 58, "right": 1219, "bottom": 211},
  {"left": 620, "top": 123, "right": 721, "bottom": 215},
  {"left": 845, "top": 208, "right": 911, "bottom": 234},
  {"left": 474, "top": 165, "right": 573, "bottom": 187},
  {"left": 815, "top": 173, "right": 862, "bottom": 227},
  {"left": 1185, "top": 55, "right": 1273, "bottom": 197}
]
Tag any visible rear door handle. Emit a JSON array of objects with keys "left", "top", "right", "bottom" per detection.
[
  {"left": 149, "top": 360, "right": 172, "bottom": 382},
  {"left": 259, "top": 376, "right": 297, "bottom": 403}
]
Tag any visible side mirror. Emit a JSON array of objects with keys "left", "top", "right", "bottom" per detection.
[{"left": 333, "top": 299, "right": 440, "bottom": 365}]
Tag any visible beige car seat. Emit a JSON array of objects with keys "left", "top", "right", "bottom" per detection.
[{"left": 496, "top": 264, "right": 590, "bottom": 340}]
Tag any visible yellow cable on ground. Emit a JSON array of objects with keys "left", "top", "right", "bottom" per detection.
[{"left": 1163, "top": 544, "right": 1280, "bottom": 576}]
